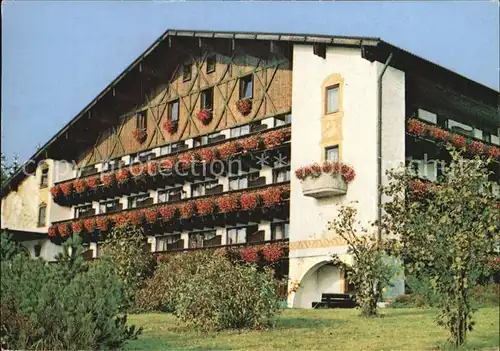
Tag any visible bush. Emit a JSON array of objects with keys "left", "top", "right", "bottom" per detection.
[
  {"left": 136, "top": 250, "right": 283, "bottom": 331},
  {"left": 387, "top": 293, "right": 427, "bottom": 308},
  {"left": 0, "top": 234, "right": 141, "bottom": 350},
  {"left": 469, "top": 284, "right": 500, "bottom": 308}
]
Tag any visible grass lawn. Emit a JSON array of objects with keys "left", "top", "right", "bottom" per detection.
[{"left": 126, "top": 307, "right": 499, "bottom": 350}]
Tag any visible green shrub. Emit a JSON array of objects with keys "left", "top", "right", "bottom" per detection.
[
  {"left": 0, "top": 234, "right": 141, "bottom": 350},
  {"left": 387, "top": 293, "right": 427, "bottom": 308},
  {"left": 470, "top": 284, "right": 500, "bottom": 308},
  {"left": 136, "top": 250, "right": 283, "bottom": 331}
]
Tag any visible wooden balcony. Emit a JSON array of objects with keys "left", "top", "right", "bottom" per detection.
[{"left": 302, "top": 174, "right": 347, "bottom": 198}]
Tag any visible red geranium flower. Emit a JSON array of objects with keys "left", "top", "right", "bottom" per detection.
[
  {"left": 113, "top": 214, "right": 129, "bottom": 227},
  {"left": 239, "top": 246, "right": 260, "bottom": 262},
  {"left": 128, "top": 211, "right": 144, "bottom": 225},
  {"left": 451, "top": 134, "right": 467, "bottom": 148},
  {"left": 341, "top": 165, "right": 356, "bottom": 183},
  {"left": 50, "top": 185, "right": 62, "bottom": 198},
  {"left": 96, "top": 217, "right": 110, "bottom": 231},
  {"left": 133, "top": 128, "right": 147, "bottom": 144},
  {"left": 116, "top": 168, "right": 130, "bottom": 184},
  {"left": 163, "top": 119, "right": 178, "bottom": 134},
  {"left": 87, "top": 177, "right": 99, "bottom": 189},
  {"left": 262, "top": 244, "right": 284, "bottom": 262},
  {"left": 83, "top": 218, "right": 96, "bottom": 232},
  {"left": 196, "top": 109, "right": 212, "bottom": 125},
  {"left": 71, "top": 221, "right": 84, "bottom": 234},
  {"left": 73, "top": 179, "right": 87, "bottom": 193},
  {"left": 295, "top": 167, "right": 311, "bottom": 181},
  {"left": 58, "top": 223, "right": 71, "bottom": 238},
  {"left": 262, "top": 187, "right": 283, "bottom": 207},
  {"left": 196, "top": 198, "right": 216, "bottom": 216},
  {"left": 310, "top": 163, "right": 322, "bottom": 178},
  {"left": 144, "top": 209, "right": 158, "bottom": 224},
  {"left": 488, "top": 146, "right": 500, "bottom": 160},
  {"left": 264, "top": 130, "right": 286, "bottom": 149},
  {"left": 468, "top": 140, "right": 485, "bottom": 155},
  {"left": 161, "top": 158, "right": 176, "bottom": 170},
  {"left": 407, "top": 119, "right": 427, "bottom": 136},
  {"left": 241, "top": 136, "right": 260, "bottom": 152},
  {"left": 101, "top": 173, "right": 115, "bottom": 187},
  {"left": 236, "top": 98, "right": 252, "bottom": 116},
  {"left": 159, "top": 206, "right": 176, "bottom": 222},
  {"left": 218, "top": 141, "right": 240, "bottom": 159},
  {"left": 178, "top": 152, "right": 196, "bottom": 169},
  {"left": 179, "top": 201, "right": 196, "bottom": 219},
  {"left": 217, "top": 195, "right": 239, "bottom": 213},
  {"left": 240, "top": 192, "right": 260, "bottom": 211},
  {"left": 199, "top": 148, "right": 218, "bottom": 163},
  {"left": 60, "top": 183, "right": 73, "bottom": 196},
  {"left": 428, "top": 126, "right": 449, "bottom": 141},
  {"left": 146, "top": 161, "right": 159, "bottom": 176},
  {"left": 48, "top": 226, "right": 57, "bottom": 238}
]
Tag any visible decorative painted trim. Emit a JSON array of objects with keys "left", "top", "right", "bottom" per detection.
[{"left": 289, "top": 237, "right": 347, "bottom": 250}]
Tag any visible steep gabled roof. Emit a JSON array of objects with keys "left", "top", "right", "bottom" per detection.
[{"left": 2, "top": 29, "right": 499, "bottom": 196}]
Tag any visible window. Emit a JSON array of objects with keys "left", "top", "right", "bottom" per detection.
[
  {"left": 158, "top": 187, "right": 183, "bottom": 203},
  {"left": 191, "top": 181, "right": 219, "bottom": 197},
  {"left": 447, "top": 119, "right": 474, "bottom": 137},
  {"left": 38, "top": 204, "right": 47, "bottom": 227},
  {"left": 240, "top": 75, "right": 253, "bottom": 99},
  {"left": 34, "top": 244, "right": 42, "bottom": 258},
  {"left": 201, "top": 88, "right": 213, "bottom": 110},
  {"left": 326, "top": 85, "right": 339, "bottom": 114},
  {"left": 227, "top": 225, "right": 258, "bottom": 245},
  {"left": 194, "top": 132, "right": 224, "bottom": 147},
  {"left": 75, "top": 204, "right": 94, "bottom": 218},
  {"left": 128, "top": 194, "right": 151, "bottom": 209},
  {"left": 206, "top": 54, "right": 216, "bottom": 73},
  {"left": 99, "top": 199, "right": 120, "bottom": 214},
  {"left": 325, "top": 145, "right": 339, "bottom": 162},
  {"left": 229, "top": 172, "right": 259, "bottom": 191},
  {"left": 230, "top": 125, "right": 250, "bottom": 138},
  {"left": 102, "top": 158, "right": 123, "bottom": 172},
  {"left": 156, "top": 234, "right": 181, "bottom": 251},
  {"left": 189, "top": 230, "right": 217, "bottom": 248},
  {"left": 183, "top": 63, "right": 192, "bottom": 81},
  {"left": 160, "top": 145, "right": 171, "bottom": 156},
  {"left": 274, "top": 113, "right": 292, "bottom": 127},
  {"left": 272, "top": 222, "right": 289, "bottom": 240},
  {"left": 136, "top": 111, "right": 147, "bottom": 130},
  {"left": 273, "top": 167, "right": 290, "bottom": 183},
  {"left": 417, "top": 109, "right": 437, "bottom": 124},
  {"left": 40, "top": 167, "right": 49, "bottom": 188},
  {"left": 168, "top": 100, "right": 179, "bottom": 122},
  {"left": 313, "top": 43, "right": 326, "bottom": 58}
]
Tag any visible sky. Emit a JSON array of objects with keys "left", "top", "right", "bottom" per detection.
[{"left": 2, "top": 1, "right": 499, "bottom": 163}]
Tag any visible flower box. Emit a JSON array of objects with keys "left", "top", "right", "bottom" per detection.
[{"left": 301, "top": 173, "right": 347, "bottom": 198}]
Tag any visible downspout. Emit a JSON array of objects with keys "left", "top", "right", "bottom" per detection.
[{"left": 377, "top": 52, "right": 393, "bottom": 242}]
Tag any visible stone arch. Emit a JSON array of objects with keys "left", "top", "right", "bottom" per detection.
[{"left": 292, "top": 258, "right": 344, "bottom": 309}]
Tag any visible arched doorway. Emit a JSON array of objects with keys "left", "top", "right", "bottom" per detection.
[{"left": 292, "top": 260, "right": 345, "bottom": 309}]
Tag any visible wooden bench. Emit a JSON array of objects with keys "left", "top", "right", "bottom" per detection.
[{"left": 312, "top": 293, "right": 357, "bottom": 309}]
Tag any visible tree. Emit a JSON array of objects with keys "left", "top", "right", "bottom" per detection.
[
  {"left": 101, "top": 224, "right": 155, "bottom": 303},
  {"left": 1, "top": 153, "right": 20, "bottom": 187},
  {"left": 381, "top": 148, "right": 499, "bottom": 346},
  {"left": 328, "top": 206, "right": 397, "bottom": 317}
]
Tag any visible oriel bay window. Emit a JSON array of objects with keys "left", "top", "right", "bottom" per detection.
[
  {"left": 99, "top": 199, "right": 121, "bottom": 214},
  {"left": 128, "top": 193, "right": 153, "bottom": 209},
  {"left": 158, "top": 187, "right": 183, "bottom": 203},
  {"left": 74, "top": 204, "right": 95, "bottom": 218},
  {"left": 156, "top": 234, "right": 183, "bottom": 251},
  {"left": 188, "top": 230, "right": 218, "bottom": 248},
  {"left": 227, "top": 225, "right": 258, "bottom": 245},
  {"left": 271, "top": 221, "right": 289, "bottom": 240},
  {"left": 191, "top": 180, "right": 221, "bottom": 197}
]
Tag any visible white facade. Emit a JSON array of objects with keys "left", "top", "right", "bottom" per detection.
[{"left": 288, "top": 44, "right": 405, "bottom": 308}]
